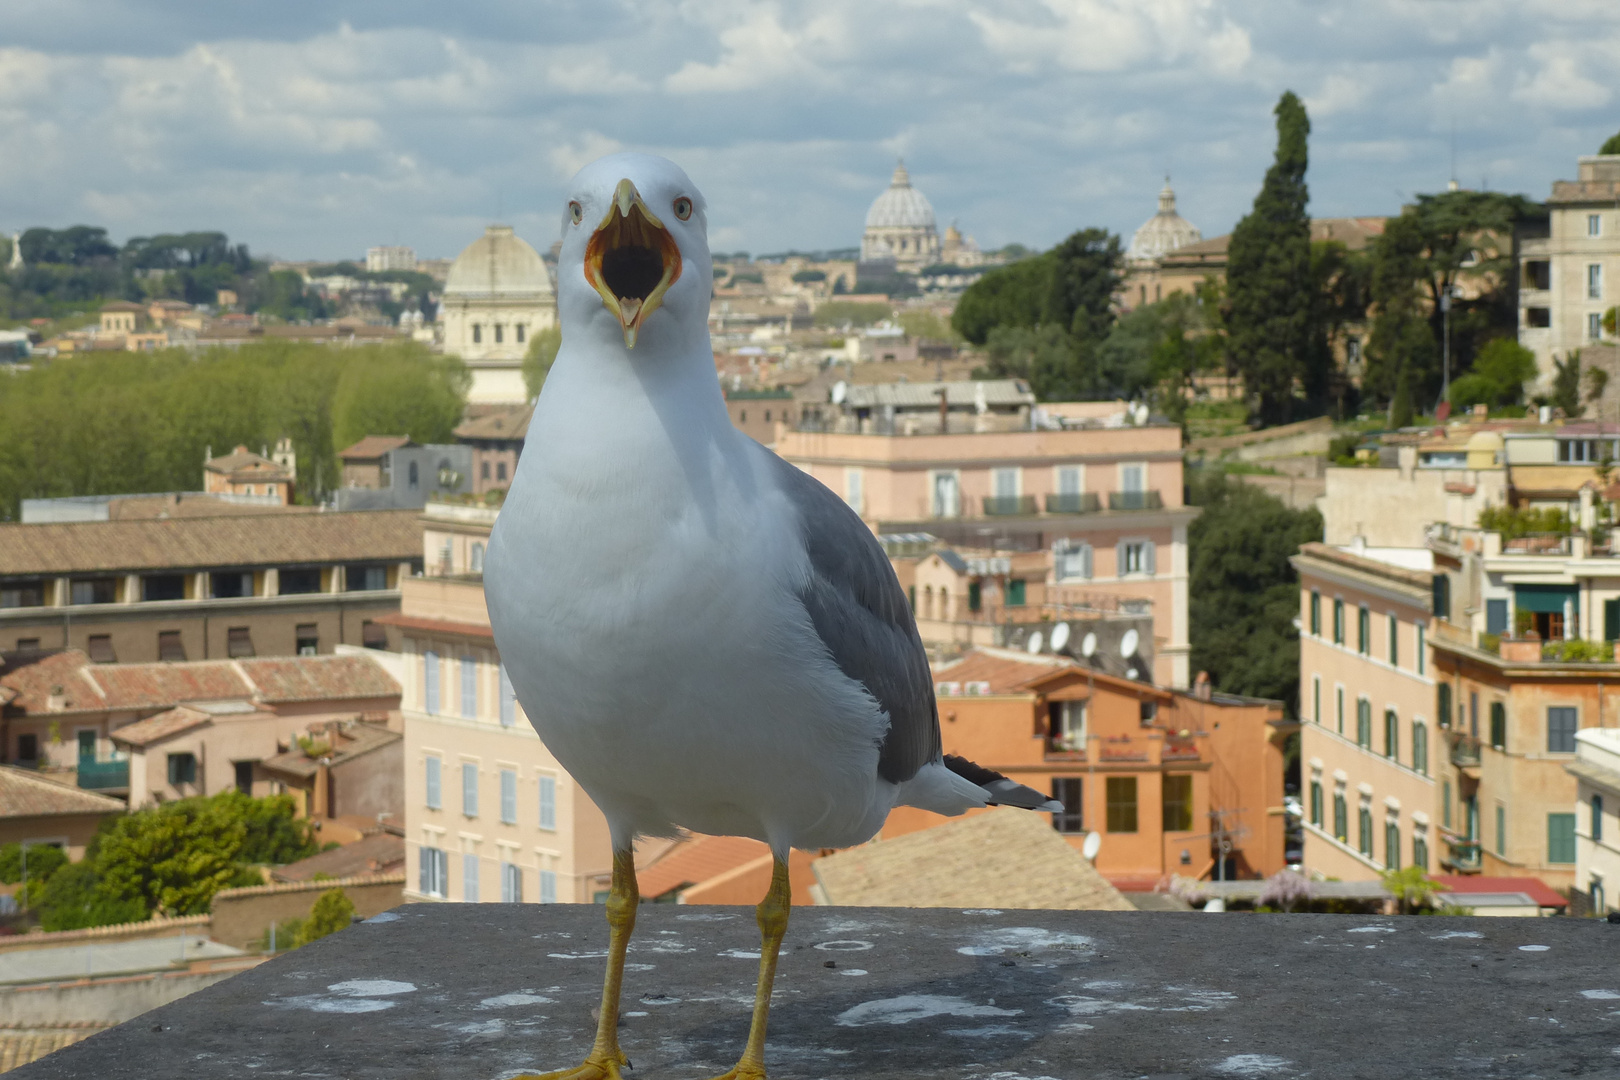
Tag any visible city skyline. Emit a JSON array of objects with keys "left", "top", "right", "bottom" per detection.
[{"left": 0, "top": 1, "right": 1616, "bottom": 260}]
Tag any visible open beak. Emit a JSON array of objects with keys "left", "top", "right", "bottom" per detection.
[{"left": 584, "top": 178, "right": 683, "bottom": 349}]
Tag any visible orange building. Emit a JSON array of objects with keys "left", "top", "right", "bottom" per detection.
[
  {"left": 883, "top": 648, "right": 1288, "bottom": 889},
  {"left": 204, "top": 443, "right": 295, "bottom": 504}
]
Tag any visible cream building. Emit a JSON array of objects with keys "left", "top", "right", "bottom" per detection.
[
  {"left": 1121, "top": 180, "right": 1203, "bottom": 310},
  {"left": 1570, "top": 727, "right": 1620, "bottom": 916},
  {"left": 861, "top": 161, "right": 940, "bottom": 273},
  {"left": 440, "top": 225, "right": 556, "bottom": 404},
  {"left": 1519, "top": 154, "right": 1620, "bottom": 384},
  {"left": 386, "top": 502, "right": 613, "bottom": 905}
]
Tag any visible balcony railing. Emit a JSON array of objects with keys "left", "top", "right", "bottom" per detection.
[
  {"left": 1108, "top": 490, "right": 1163, "bottom": 511},
  {"left": 1045, "top": 492, "right": 1102, "bottom": 515},
  {"left": 1162, "top": 735, "right": 1201, "bottom": 761},
  {"left": 1445, "top": 839, "right": 1482, "bottom": 871},
  {"left": 77, "top": 758, "right": 130, "bottom": 790},
  {"left": 1450, "top": 734, "right": 1482, "bottom": 768},
  {"left": 982, "top": 495, "right": 1038, "bottom": 516}
]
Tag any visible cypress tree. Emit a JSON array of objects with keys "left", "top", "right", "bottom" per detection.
[{"left": 1226, "top": 91, "right": 1313, "bottom": 425}]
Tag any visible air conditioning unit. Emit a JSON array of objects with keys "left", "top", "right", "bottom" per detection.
[
  {"left": 965, "top": 681, "right": 991, "bottom": 696},
  {"left": 935, "top": 681, "right": 962, "bottom": 697}
]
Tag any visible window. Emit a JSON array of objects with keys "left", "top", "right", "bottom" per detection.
[
  {"left": 420, "top": 847, "right": 447, "bottom": 898},
  {"left": 141, "top": 574, "right": 185, "bottom": 601},
  {"left": 1413, "top": 834, "right": 1428, "bottom": 870},
  {"left": 71, "top": 578, "right": 117, "bottom": 605},
  {"left": 15, "top": 638, "right": 39, "bottom": 653},
  {"left": 1051, "top": 700, "right": 1086, "bottom": 750},
  {"left": 1333, "top": 599, "right": 1344, "bottom": 645},
  {"left": 539, "top": 775, "right": 557, "bottom": 830},
  {"left": 460, "top": 655, "right": 477, "bottom": 718},
  {"left": 1357, "top": 698, "right": 1371, "bottom": 749},
  {"left": 1548, "top": 706, "right": 1578, "bottom": 753},
  {"left": 1593, "top": 879, "right": 1607, "bottom": 917},
  {"left": 501, "top": 862, "right": 522, "bottom": 903},
  {"left": 17, "top": 733, "right": 38, "bottom": 763},
  {"left": 1590, "top": 213, "right": 1603, "bottom": 238},
  {"left": 1416, "top": 623, "right": 1425, "bottom": 675},
  {"left": 424, "top": 649, "right": 440, "bottom": 715},
  {"left": 1385, "top": 821, "right": 1400, "bottom": 870},
  {"left": 992, "top": 467, "right": 1020, "bottom": 499},
  {"left": 499, "top": 664, "right": 516, "bottom": 727},
  {"left": 1309, "top": 591, "right": 1320, "bottom": 636},
  {"left": 1589, "top": 263, "right": 1603, "bottom": 300},
  {"left": 226, "top": 627, "right": 254, "bottom": 658},
  {"left": 1437, "top": 682, "right": 1452, "bottom": 729},
  {"left": 470, "top": 542, "right": 485, "bottom": 574},
  {"left": 1413, "top": 721, "right": 1428, "bottom": 775},
  {"left": 1312, "top": 676, "right": 1321, "bottom": 724},
  {"left": 167, "top": 752, "right": 197, "bottom": 786},
  {"left": 1309, "top": 779, "right": 1322, "bottom": 827},
  {"left": 844, "top": 468, "right": 864, "bottom": 512},
  {"left": 1357, "top": 607, "right": 1370, "bottom": 655},
  {"left": 1549, "top": 812, "right": 1576, "bottom": 864},
  {"left": 1051, "top": 777, "right": 1083, "bottom": 833},
  {"left": 1333, "top": 790, "right": 1348, "bottom": 842},
  {"left": 1336, "top": 686, "right": 1345, "bottom": 734},
  {"left": 158, "top": 630, "right": 186, "bottom": 662},
  {"left": 540, "top": 869, "right": 558, "bottom": 904},
  {"left": 1162, "top": 775, "right": 1193, "bottom": 832},
  {"left": 463, "top": 853, "right": 480, "bottom": 902},
  {"left": 496, "top": 461, "right": 508, "bottom": 482},
  {"left": 494, "top": 324, "right": 504, "bottom": 344},
  {"left": 1118, "top": 540, "right": 1154, "bottom": 575},
  {"left": 1431, "top": 575, "right": 1450, "bottom": 621},
  {"left": 1359, "top": 805, "right": 1373, "bottom": 857},
  {"left": 462, "top": 763, "right": 478, "bottom": 817},
  {"left": 1105, "top": 776, "right": 1138, "bottom": 833},
  {"left": 295, "top": 623, "right": 318, "bottom": 656},
  {"left": 1388, "top": 614, "right": 1398, "bottom": 666},
  {"left": 1384, "top": 709, "right": 1398, "bottom": 759},
  {"left": 472, "top": 324, "right": 482, "bottom": 344},
  {"left": 362, "top": 620, "right": 387, "bottom": 649},
  {"left": 1054, "top": 540, "right": 1092, "bottom": 581},
  {"left": 1120, "top": 462, "right": 1145, "bottom": 493},
  {"left": 234, "top": 760, "right": 254, "bottom": 794},
  {"left": 500, "top": 769, "right": 517, "bottom": 824},
  {"left": 1496, "top": 803, "right": 1507, "bottom": 856},
  {"left": 426, "top": 756, "right": 442, "bottom": 808},
  {"left": 1590, "top": 313, "right": 1604, "bottom": 341},
  {"left": 516, "top": 324, "right": 527, "bottom": 344},
  {"left": 1527, "top": 306, "right": 1551, "bottom": 327},
  {"left": 1490, "top": 701, "right": 1507, "bottom": 751},
  {"left": 1593, "top": 795, "right": 1604, "bottom": 844},
  {"left": 408, "top": 461, "right": 419, "bottom": 488},
  {"left": 279, "top": 567, "right": 322, "bottom": 594},
  {"left": 347, "top": 564, "right": 388, "bottom": 591},
  {"left": 931, "top": 472, "right": 960, "bottom": 517},
  {"left": 87, "top": 635, "right": 116, "bottom": 664},
  {"left": 481, "top": 460, "right": 491, "bottom": 481},
  {"left": 1470, "top": 691, "right": 1479, "bottom": 738},
  {"left": 1139, "top": 701, "right": 1157, "bottom": 725},
  {"left": 211, "top": 571, "right": 253, "bottom": 598},
  {"left": 1443, "top": 780, "right": 1452, "bottom": 830},
  {"left": 1057, "top": 465, "right": 1082, "bottom": 496},
  {"left": 1005, "top": 579, "right": 1026, "bottom": 606},
  {"left": 1608, "top": 599, "right": 1620, "bottom": 643},
  {"left": 0, "top": 579, "right": 46, "bottom": 608},
  {"left": 968, "top": 582, "right": 982, "bottom": 613}
]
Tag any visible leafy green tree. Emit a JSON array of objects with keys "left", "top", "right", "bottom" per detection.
[
  {"left": 229, "top": 791, "right": 319, "bottom": 865},
  {"left": 896, "top": 310, "right": 958, "bottom": 343},
  {"left": 812, "top": 301, "right": 893, "bottom": 329},
  {"left": 1365, "top": 212, "right": 1437, "bottom": 420},
  {"left": 1448, "top": 337, "right": 1537, "bottom": 409},
  {"left": 295, "top": 887, "right": 357, "bottom": 946},
  {"left": 1551, "top": 352, "right": 1583, "bottom": 417},
  {"left": 1478, "top": 505, "right": 1571, "bottom": 540},
  {"left": 1602, "top": 130, "right": 1620, "bottom": 156},
  {"left": 95, "top": 797, "right": 249, "bottom": 916},
  {"left": 0, "top": 841, "right": 68, "bottom": 884},
  {"left": 1225, "top": 91, "right": 1314, "bottom": 425},
  {"left": 1188, "top": 468, "right": 1323, "bottom": 706},
  {"left": 329, "top": 346, "right": 470, "bottom": 456},
  {"left": 523, "top": 326, "right": 563, "bottom": 399},
  {"left": 36, "top": 860, "right": 146, "bottom": 931},
  {"left": 951, "top": 255, "right": 1053, "bottom": 344}
]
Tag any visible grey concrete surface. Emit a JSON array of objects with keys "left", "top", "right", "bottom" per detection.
[
  {"left": 14, "top": 905, "right": 1620, "bottom": 1079},
  {"left": 0, "top": 934, "right": 242, "bottom": 985}
]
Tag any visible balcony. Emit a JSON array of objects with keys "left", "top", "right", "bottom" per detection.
[
  {"left": 982, "top": 495, "right": 1037, "bottom": 516},
  {"left": 76, "top": 757, "right": 130, "bottom": 791},
  {"left": 1161, "top": 734, "right": 1202, "bottom": 761},
  {"left": 1445, "top": 838, "right": 1482, "bottom": 871},
  {"left": 1450, "top": 734, "right": 1482, "bottom": 768},
  {"left": 1108, "top": 490, "right": 1163, "bottom": 511},
  {"left": 23, "top": 904, "right": 1616, "bottom": 1078},
  {"left": 1045, "top": 492, "right": 1101, "bottom": 514}
]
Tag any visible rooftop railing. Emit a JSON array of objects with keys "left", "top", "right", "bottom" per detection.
[{"left": 76, "top": 758, "right": 130, "bottom": 791}]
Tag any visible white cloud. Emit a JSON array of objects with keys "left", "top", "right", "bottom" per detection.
[
  {"left": 1513, "top": 45, "right": 1612, "bottom": 111},
  {"left": 971, "top": 0, "right": 1251, "bottom": 77}
]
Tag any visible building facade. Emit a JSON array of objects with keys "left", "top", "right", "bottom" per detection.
[
  {"left": 439, "top": 225, "right": 556, "bottom": 404},
  {"left": 1518, "top": 153, "right": 1620, "bottom": 383},
  {"left": 1569, "top": 727, "right": 1620, "bottom": 916},
  {"left": 860, "top": 161, "right": 940, "bottom": 273}
]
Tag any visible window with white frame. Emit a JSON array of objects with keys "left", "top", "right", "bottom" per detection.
[
  {"left": 470, "top": 542, "right": 485, "bottom": 574},
  {"left": 1591, "top": 214, "right": 1603, "bottom": 239},
  {"left": 499, "top": 664, "right": 516, "bottom": 727},
  {"left": 419, "top": 846, "right": 447, "bottom": 897},
  {"left": 540, "top": 868, "right": 558, "bottom": 903},
  {"left": 1118, "top": 539, "right": 1155, "bottom": 576},
  {"left": 501, "top": 861, "right": 522, "bottom": 903},
  {"left": 931, "top": 472, "right": 960, "bottom": 517},
  {"left": 462, "top": 852, "right": 480, "bottom": 902},
  {"left": 1120, "top": 462, "right": 1146, "bottom": 493},
  {"left": 1054, "top": 538, "right": 1092, "bottom": 581},
  {"left": 500, "top": 769, "right": 518, "bottom": 824},
  {"left": 1590, "top": 264, "right": 1604, "bottom": 300},
  {"left": 460, "top": 655, "right": 477, "bottom": 718},
  {"left": 992, "top": 467, "right": 1020, "bottom": 499},
  {"left": 1416, "top": 622, "right": 1426, "bottom": 675},
  {"left": 1594, "top": 313, "right": 1607, "bottom": 341},
  {"left": 539, "top": 775, "right": 557, "bottom": 830},
  {"left": 462, "top": 762, "right": 478, "bottom": 817},
  {"left": 1056, "top": 465, "right": 1082, "bottom": 495},
  {"left": 1052, "top": 699, "right": 1086, "bottom": 750},
  {"left": 425, "top": 756, "right": 442, "bottom": 809},
  {"left": 424, "top": 649, "right": 440, "bottom": 715}
]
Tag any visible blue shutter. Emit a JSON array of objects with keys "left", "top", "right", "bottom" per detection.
[
  {"left": 499, "top": 664, "right": 515, "bottom": 727},
  {"left": 1144, "top": 541, "right": 1156, "bottom": 575},
  {"left": 462, "top": 763, "right": 478, "bottom": 817},
  {"left": 540, "top": 869, "right": 557, "bottom": 904},
  {"left": 420, "top": 846, "right": 433, "bottom": 894},
  {"left": 425, "top": 756, "right": 441, "bottom": 809},
  {"left": 463, "top": 853, "right": 480, "bottom": 902},
  {"left": 539, "top": 776, "right": 557, "bottom": 830},
  {"left": 424, "top": 650, "right": 439, "bottom": 715},
  {"left": 1115, "top": 540, "right": 1125, "bottom": 576},
  {"left": 500, "top": 769, "right": 517, "bottom": 824},
  {"left": 461, "top": 656, "right": 477, "bottom": 718}
]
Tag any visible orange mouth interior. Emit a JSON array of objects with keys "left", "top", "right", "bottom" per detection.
[{"left": 584, "top": 192, "right": 682, "bottom": 349}]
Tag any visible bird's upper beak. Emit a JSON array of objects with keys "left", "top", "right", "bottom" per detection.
[{"left": 584, "top": 179, "right": 683, "bottom": 349}]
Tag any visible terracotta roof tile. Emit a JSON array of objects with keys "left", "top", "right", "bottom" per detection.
[
  {"left": 107, "top": 706, "right": 217, "bottom": 747},
  {"left": 453, "top": 404, "right": 533, "bottom": 442},
  {"left": 236, "top": 655, "right": 400, "bottom": 703},
  {"left": 270, "top": 832, "right": 405, "bottom": 883},
  {"left": 0, "top": 509, "right": 421, "bottom": 575},
  {"left": 1432, "top": 874, "right": 1568, "bottom": 909},
  {"left": 83, "top": 661, "right": 252, "bottom": 711},
  {"left": 0, "top": 651, "right": 110, "bottom": 714},
  {"left": 812, "top": 807, "right": 1137, "bottom": 910},
  {"left": 636, "top": 834, "right": 773, "bottom": 899},
  {"left": 204, "top": 446, "right": 291, "bottom": 482},
  {"left": 339, "top": 435, "right": 414, "bottom": 460},
  {"left": 260, "top": 722, "right": 401, "bottom": 778},
  {"left": 931, "top": 647, "right": 1076, "bottom": 695},
  {"left": 0, "top": 764, "right": 126, "bottom": 818}
]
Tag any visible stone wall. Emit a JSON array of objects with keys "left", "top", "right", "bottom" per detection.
[
  {"left": 209, "top": 873, "right": 404, "bottom": 950},
  {"left": 0, "top": 914, "right": 211, "bottom": 955},
  {"left": 0, "top": 961, "right": 261, "bottom": 1025}
]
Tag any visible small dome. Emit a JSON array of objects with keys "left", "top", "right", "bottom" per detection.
[
  {"left": 444, "top": 225, "right": 552, "bottom": 299},
  {"left": 1466, "top": 430, "right": 1505, "bottom": 453},
  {"left": 1128, "top": 179, "right": 1202, "bottom": 261},
  {"left": 865, "top": 161, "right": 937, "bottom": 230}
]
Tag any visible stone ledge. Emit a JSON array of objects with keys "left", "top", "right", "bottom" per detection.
[{"left": 14, "top": 905, "right": 1620, "bottom": 1079}]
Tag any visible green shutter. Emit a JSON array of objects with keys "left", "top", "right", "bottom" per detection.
[
  {"left": 1549, "top": 813, "right": 1577, "bottom": 864},
  {"left": 1437, "top": 682, "right": 1452, "bottom": 728},
  {"left": 1490, "top": 702, "right": 1506, "bottom": 750},
  {"left": 1607, "top": 599, "right": 1620, "bottom": 642}
]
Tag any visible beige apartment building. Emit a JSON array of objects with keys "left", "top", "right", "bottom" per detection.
[
  {"left": 1569, "top": 727, "right": 1620, "bottom": 916},
  {"left": 1518, "top": 153, "right": 1620, "bottom": 383},
  {"left": 0, "top": 510, "right": 421, "bottom": 663},
  {"left": 385, "top": 502, "right": 613, "bottom": 906},
  {"left": 1295, "top": 542, "right": 1439, "bottom": 881},
  {"left": 776, "top": 423, "right": 1195, "bottom": 686}
]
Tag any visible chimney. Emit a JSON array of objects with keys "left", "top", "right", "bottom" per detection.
[{"left": 46, "top": 684, "right": 66, "bottom": 711}]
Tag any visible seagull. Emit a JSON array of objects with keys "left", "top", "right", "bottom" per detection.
[{"left": 486, "top": 152, "right": 1060, "bottom": 1080}]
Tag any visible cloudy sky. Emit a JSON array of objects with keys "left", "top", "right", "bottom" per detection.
[{"left": 1, "top": 0, "right": 1617, "bottom": 262}]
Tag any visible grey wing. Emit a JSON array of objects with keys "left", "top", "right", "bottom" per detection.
[{"left": 770, "top": 455, "right": 940, "bottom": 784}]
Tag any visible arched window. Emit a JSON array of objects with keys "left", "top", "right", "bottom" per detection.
[{"left": 1384, "top": 708, "right": 1398, "bottom": 759}]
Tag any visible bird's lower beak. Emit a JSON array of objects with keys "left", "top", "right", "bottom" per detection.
[{"left": 584, "top": 178, "right": 683, "bottom": 349}]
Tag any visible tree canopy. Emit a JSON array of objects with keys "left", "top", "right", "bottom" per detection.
[{"left": 1602, "top": 130, "right": 1620, "bottom": 156}]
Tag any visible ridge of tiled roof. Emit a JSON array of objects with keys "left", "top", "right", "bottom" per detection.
[
  {"left": 453, "top": 404, "right": 533, "bottom": 442},
  {"left": 108, "top": 705, "right": 218, "bottom": 747},
  {"left": 0, "top": 509, "right": 421, "bottom": 575},
  {"left": 339, "top": 435, "right": 414, "bottom": 460},
  {"left": 636, "top": 834, "right": 773, "bottom": 900},
  {"left": 0, "top": 764, "right": 127, "bottom": 818},
  {"left": 270, "top": 833, "right": 405, "bottom": 883},
  {"left": 260, "top": 722, "right": 401, "bottom": 778},
  {"left": 932, "top": 647, "right": 1076, "bottom": 695}
]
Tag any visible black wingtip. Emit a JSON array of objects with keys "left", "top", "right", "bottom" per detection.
[{"left": 943, "top": 754, "right": 1061, "bottom": 812}]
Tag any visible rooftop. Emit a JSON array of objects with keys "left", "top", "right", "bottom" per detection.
[
  {"left": 338, "top": 435, "right": 414, "bottom": 461},
  {"left": 0, "top": 763, "right": 126, "bottom": 819},
  {"left": 21, "top": 904, "right": 1620, "bottom": 1078}
]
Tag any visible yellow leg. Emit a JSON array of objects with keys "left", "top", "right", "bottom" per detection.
[
  {"left": 518, "top": 848, "right": 639, "bottom": 1080},
  {"left": 708, "top": 856, "right": 792, "bottom": 1080}
]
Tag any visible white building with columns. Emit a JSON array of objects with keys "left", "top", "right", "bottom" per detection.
[{"left": 440, "top": 225, "right": 556, "bottom": 403}]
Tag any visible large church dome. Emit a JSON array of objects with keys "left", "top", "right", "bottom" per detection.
[
  {"left": 1128, "top": 180, "right": 1202, "bottom": 262},
  {"left": 864, "top": 161, "right": 937, "bottom": 230},
  {"left": 444, "top": 225, "right": 552, "bottom": 299}
]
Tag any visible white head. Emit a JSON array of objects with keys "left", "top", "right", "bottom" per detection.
[{"left": 556, "top": 152, "right": 713, "bottom": 354}]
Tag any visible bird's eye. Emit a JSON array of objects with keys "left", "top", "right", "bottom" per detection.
[
  {"left": 673, "top": 197, "right": 693, "bottom": 221},
  {"left": 569, "top": 201, "right": 583, "bottom": 225}
]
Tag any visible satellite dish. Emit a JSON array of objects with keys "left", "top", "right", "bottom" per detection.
[
  {"left": 1127, "top": 666, "right": 1140, "bottom": 680},
  {"left": 1026, "top": 631, "right": 1044, "bottom": 655},
  {"left": 831, "top": 380, "right": 848, "bottom": 405},
  {"left": 1049, "top": 622, "right": 1071, "bottom": 652},
  {"left": 1082, "top": 831, "right": 1101, "bottom": 861},
  {"left": 1080, "top": 632, "right": 1097, "bottom": 659},
  {"left": 1120, "top": 628, "right": 1140, "bottom": 657}
]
